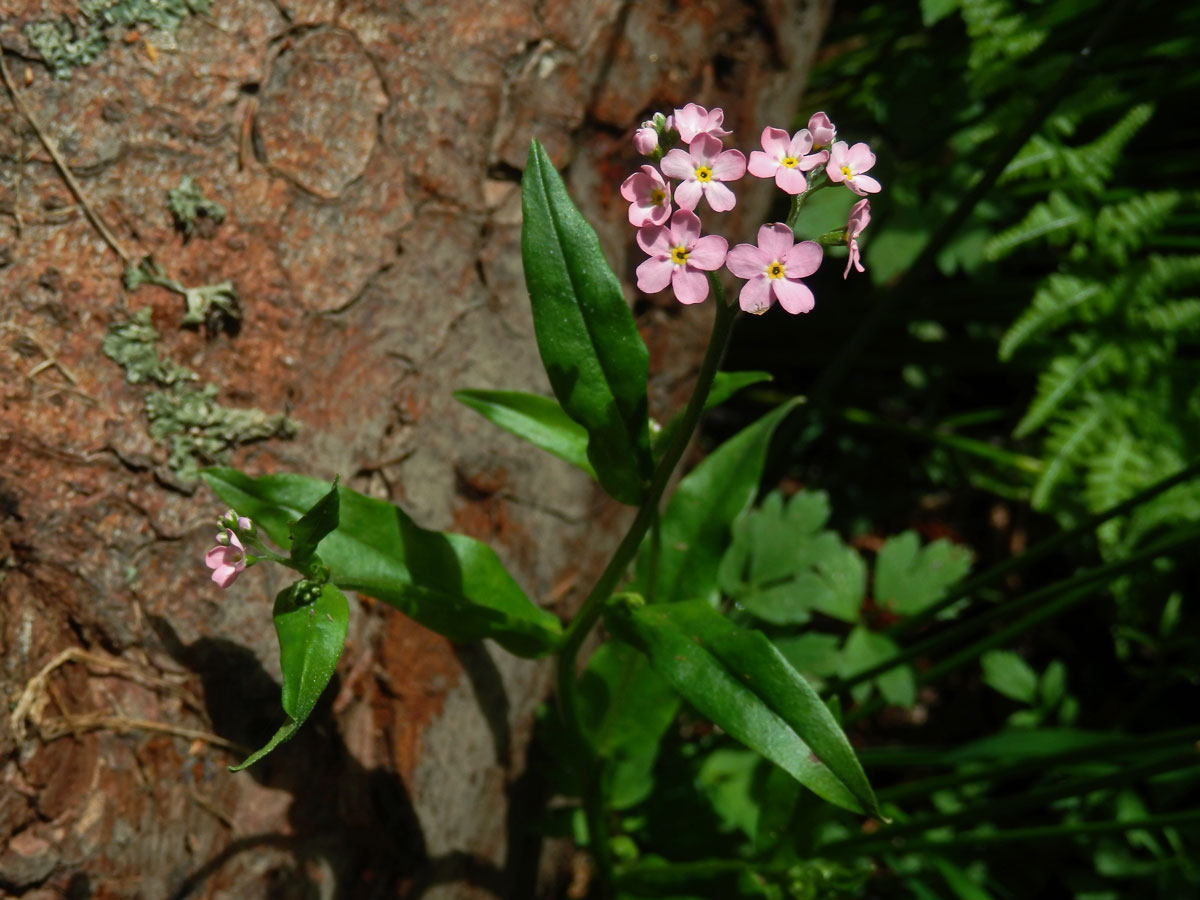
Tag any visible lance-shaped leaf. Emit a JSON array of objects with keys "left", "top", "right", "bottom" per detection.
[
  {"left": 201, "top": 469, "right": 562, "bottom": 657},
  {"left": 635, "top": 398, "right": 802, "bottom": 605},
  {"left": 607, "top": 599, "right": 882, "bottom": 818},
  {"left": 288, "top": 477, "right": 339, "bottom": 568},
  {"left": 522, "top": 139, "right": 653, "bottom": 505},
  {"left": 454, "top": 389, "right": 594, "bottom": 478},
  {"left": 231, "top": 581, "right": 348, "bottom": 770}
]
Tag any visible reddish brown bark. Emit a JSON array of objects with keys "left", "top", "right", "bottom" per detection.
[{"left": 1, "top": 1, "right": 830, "bottom": 896}]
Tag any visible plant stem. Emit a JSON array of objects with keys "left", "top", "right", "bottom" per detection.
[{"left": 555, "top": 282, "right": 737, "bottom": 892}]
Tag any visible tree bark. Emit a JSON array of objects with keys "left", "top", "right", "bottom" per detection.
[{"left": 0, "top": 1, "right": 831, "bottom": 896}]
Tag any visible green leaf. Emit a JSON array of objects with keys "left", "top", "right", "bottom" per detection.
[
  {"left": 201, "top": 469, "right": 562, "bottom": 657},
  {"left": 521, "top": 139, "right": 652, "bottom": 505},
  {"left": 981, "top": 650, "right": 1039, "bottom": 704},
  {"left": 638, "top": 399, "right": 802, "bottom": 606},
  {"left": 454, "top": 389, "right": 594, "bottom": 477},
  {"left": 607, "top": 599, "right": 882, "bottom": 817},
  {"left": 288, "top": 477, "right": 339, "bottom": 567},
  {"left": 719, "top": 490, "right": 866, "bottom": 624},
  {"left": 578, "top": 641, "right": 681, "bottom": 809},
  {"left": 231, "top": 581, "right": 348, "bottom": 770},
  {"left": 873, "top": 530, "right": 972, "bottom": 616},
  {"left": 840, "top": 626, "right": 916, "bottom": 708},
  {"left": 653, "top": 370, "right": 774, "bottom": 458}
]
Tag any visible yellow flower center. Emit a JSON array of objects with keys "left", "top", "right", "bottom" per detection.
[
  {"left": 670, "top": 245, "right": 690, "bottom": 265},
  {"left": 841, "top": 165, "right": 854, "bottom": 180},
  {"left": 766, "top": 261, "right": 786, "bottom": 280},
  {"left": 694, "top": 165, "right": 713, "bottom": 183},
  {"left": 781, "top": 156, "right": 798, "bottom": 169},
  {"left": 650, "top": 187, "right": 666, "bottom": 205}
]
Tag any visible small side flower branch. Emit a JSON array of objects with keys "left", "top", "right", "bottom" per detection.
[{"left": 200, "top": 102, "right": 886, "bottom": 895}]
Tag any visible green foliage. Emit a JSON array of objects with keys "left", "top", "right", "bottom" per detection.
[
  {"left": 102, "top": 310, "right": 296, "bottom": 478},
  {"left": 200, "top": 469, "right": 563, "bottom": 657},
  {"left": 521, "top": 140, "right": 653, "bottom": 505},
  {"left": 605, "top": 597, "right": 881, "bottom": 818},
  {"left": 719, "top": 488, "right": 970, "bottom": 707},
  {"left": 232, "top": 581, "right": 348, "bottom": 770},
  {"left": 454, "top": 389, "right": 595, "bottom": 478}
]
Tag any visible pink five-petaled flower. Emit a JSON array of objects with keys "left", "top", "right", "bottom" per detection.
[
  {"left": 726, "top": 223, "right": 823, "bottom": 315},
  {"left": 747, "top": 126, "right": 828, "bottom": 195},
  {"left": 620, "top": 165, "right": 673, "bottom": 227},
  {"left": 636, "top": 209, "right": 728, "bottom": 305},
  {"left": 673, "top": 103, "right": 732, "bottom": 144},
  {"left": 205, "top": 530, "right": 247, "bottom": 588},
  {"left": 808, "top": 111, "right": 835, "bottom": 150},
  {"left": 660, "top": 134, "right": 746, "bottom": 213},
  {"left": 827, "top": 141, "right": 881, "bottom": 196},
  {"left": 844, "top": 199, "right": 871, "bottom": 279}
]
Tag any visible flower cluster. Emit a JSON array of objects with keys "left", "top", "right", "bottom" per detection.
[
  {"left": 205, "top": 510, "right": 255, "bottom": 588},
  {"left": 623, "top": 105, "right": 880, "bottom": 315}
]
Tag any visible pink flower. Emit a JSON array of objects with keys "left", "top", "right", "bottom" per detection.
[
  {"left": 205, "top": 530, "right": 247, "bottom": 588},
  {"left": 620, "top": 165, "right": 672, "bottom": 227},
  {"left": 844, "top": 199, "right": 871, "bottom": 279},
  {"left": 827, "top": 141, "right": 881, "bottom": 196},
  {"left": 808, "top": 111, "right": 835, "bottom": 150},
  {"left": 660, "top": 134, "right": 746, "bottom": 213},
  {"left": 673, "top": 103, "right": 731, "bottom": 144},
  {"left": 634, "top": 122, "right": 659, "bottom": 156},
  {"left": 636, "top": 209, "right": 729, "bottom": 305},
  {"left": 726, "top": 223, "right": 823, "bottom": 315},
  {"left": 747, "top": 126, "right": 828, "bottom": 195}
]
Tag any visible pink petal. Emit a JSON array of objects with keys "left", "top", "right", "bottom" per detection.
[
  {"left": 673, "top": 180, "right": 702, "bottom": 210},
  {"left": 757, "top": 223, "right": 795, "bottom": 262},
  {"left": 711, "top": 149, "right": 746, "bottom": 181},
  {"left": 726, "top": 243, "right": 769, "bottom": 278},
  {"left": 847, "top": 199, "right": 871, "bottom": 236},
  {"left": 211, "top": 564, "right": 240, "bottom": 589},
  {"left": 759, "top": 126, "right": 791, "bottom": 160},
  {"left": 784, "top": 240, "right": 823, "bottom": 278},
  {"left": 637, "top": 256, "right": 674, "bottom": 294},
  {"left": 827, "top": 141, "right": 848, "bottom": 173},
  {"left": 844, "top": 240, "right": 863, "bottom": 279},
  {"left": 672, "top": 267, "right": 710, "bottom": 304},
  {"left": 620, "top": 169, "right": 651, "bottom": 202},
  {"left": 850, "top": 173, "right": 881, "bottom": 195},
  {"left": 774, "top": 279, "right": 815, "bottom": 314},
  {"left": 808, "top": 111, "right": 835, "bottom": 147},
  {"left": 689, "top": 134, "right": 722, "bottom": 167},
  {"left": 845, "top": 142, "right": 876, "bottom": 173},
  {"left": 669, "top": 208, "right": 702, "bottom": 246},
  {"left": 637, "top": 223, "right": 672, "bottom": 257},
  {"left": 660, "top": 148, "right": 694, "bottom": 180},
  {"left": 799, "top": 149, "right": 828, "bottom": 171},
  {"left": 703, "top": 181, "right": 736, "bottom": 212},
  {"left": 688, "top": 234, "right": 729, "bottom": 270},
  {"left": 786, "top": 129, "right": 815, "bottom": 157},
  {"left": 748, "top": 151, "right": 779, "bottom": 179},
  {"left": 774, "top": 166, "right": 807, "bottom": 195},
  {"left": 738, "top": 276, "right": 773, "bottom": 314},
  {"left": 205, "top": 545, "right": 231, "bottom": 569}
]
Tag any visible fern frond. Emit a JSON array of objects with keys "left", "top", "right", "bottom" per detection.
[
  {"left": 984, "top": 191, "right": 1087, "bottom": 261},
  {"left": 1032, "top": 400, "right": 1107, "bottom": 510},
  {"left": 998, "top": 274, "right": 1105, "bottom": 359},
  {"left": 1136, "top": 298, "right": 1200, "bottom": 332},
  {"left": 1084, "top": 431, "right": 1152, "bottom": 516},
  {"left": 1070, "top": 103, "right": 1155, "bottom": 192},
  {"left": 1014, "top": 347, "right": 1114, "bottom": 438},
  {"left": 1096, "top": 191, "right": 1182, "bottom": 266}
]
